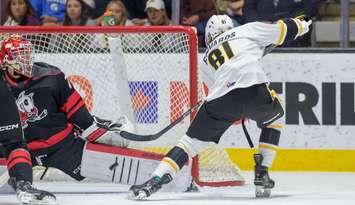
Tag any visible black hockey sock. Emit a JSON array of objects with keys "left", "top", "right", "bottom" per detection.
[{"left": 153, "top": 146, "right": 189, "bottom": 178}]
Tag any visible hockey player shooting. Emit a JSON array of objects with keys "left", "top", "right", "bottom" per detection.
[
  {"left": 0, "top": 35, "right": 134, "bottom": 204},
  {"left": 129, "top": 15, "right": 312, "bottom": 199}
]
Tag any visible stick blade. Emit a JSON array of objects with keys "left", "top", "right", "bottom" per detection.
[{"left": 119, "top": 131, "right": 159, "bottom": 141}]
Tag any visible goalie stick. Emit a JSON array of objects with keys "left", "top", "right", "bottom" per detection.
[{"left": 119, "top": 100, "right": 204, "bottom": 141}]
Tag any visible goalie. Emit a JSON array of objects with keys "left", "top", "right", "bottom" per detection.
[
  {"left": 0, "top": 35, "right": 134, "bottom": 204},
  {"left": 0, "top": 65, "right": 56, "bottom": 205}
]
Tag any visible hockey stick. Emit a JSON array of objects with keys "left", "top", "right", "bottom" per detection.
[
  {"left": 241, "top": 118, "right": 254, "bottom": 148},
  {"left": 119, "top": 100, "right": 204, "bottom": 141}
]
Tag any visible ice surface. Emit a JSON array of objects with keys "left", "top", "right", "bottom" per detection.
[{"left": 1, "top": 172, "right": 354, "bottom": 205}]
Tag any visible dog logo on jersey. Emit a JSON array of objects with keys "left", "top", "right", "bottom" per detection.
[{"left": 15, "top": 91, "right": 48, "bottom": 128}]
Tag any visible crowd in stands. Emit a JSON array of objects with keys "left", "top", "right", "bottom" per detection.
[{"left": 1, "top": 0, "right": 321, "bottom": 47}]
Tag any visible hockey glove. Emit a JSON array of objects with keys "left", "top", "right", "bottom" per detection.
[{"left": 80, "top": 115, "right": 135, "bottom": 147}]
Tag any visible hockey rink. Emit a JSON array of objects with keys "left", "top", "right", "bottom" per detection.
[{"left": 1, "top": 172, "right": 354, "bottom": 205}]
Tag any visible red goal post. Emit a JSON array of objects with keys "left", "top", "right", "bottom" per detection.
[{"left": 0, "top": 26, "right": 244, "bottom": 187}]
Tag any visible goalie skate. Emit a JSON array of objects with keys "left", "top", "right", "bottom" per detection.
[
  {"left": 254, "top": 154, "right": 275, "bottom": 198},
  {"left": 8, "top": 178, "right": 57, "bottom": 205},
  {"left": 129, "top": 173, "right": 172, "bottom": 200}
]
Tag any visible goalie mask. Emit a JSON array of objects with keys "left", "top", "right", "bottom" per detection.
[
  {"left": 0, "top": 35, "right": 34, "bottom": 78},
  {"left": 205, "top": 15, "right": 234, "bottom": 47}
]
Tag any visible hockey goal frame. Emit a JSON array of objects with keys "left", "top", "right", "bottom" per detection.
[{"left": 0, "top": 26, "right": 199, "bottom": 119}]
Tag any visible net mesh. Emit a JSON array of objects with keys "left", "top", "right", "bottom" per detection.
[{"left": 0, "top": 27, "right": 243, "bottom": 186}]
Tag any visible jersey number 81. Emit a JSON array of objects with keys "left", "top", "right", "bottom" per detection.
[{"left": 207, "top": 42, "right": 235, "bottom": 70}]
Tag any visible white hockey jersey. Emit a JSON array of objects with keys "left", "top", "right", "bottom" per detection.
[{"left": 203, "top": 21, "right": 287, "bottom": 101}]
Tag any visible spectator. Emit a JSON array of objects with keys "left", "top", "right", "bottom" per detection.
[
  {"left": 30, "top": 0, "right": 66, "bottom": 25},
  {"left": 243, "top": 0, "right": 320, "bottom": 47},
  {"left": 3, "top": 0, "right": 41, "bottom": 25},
  {"left": 180, "top": 0, "right": 217, "bottom": 47},
  {"left": 144, "top": 0, "right": 171, "bottom": 26},
  {"left": 98, "top": 0, "right": 132, "bottom": 26},
  {"left": 55, "top": 0, "right": 96, "bottom": 53},
  {"left": 216, "top": 0, "right": 245, "bottom": 26},
  {"left": 123, "top": 0, "right": 172, "bottom": 25},
  {"left": 63, "top": 0, "right": 96, "bottom": 25}
]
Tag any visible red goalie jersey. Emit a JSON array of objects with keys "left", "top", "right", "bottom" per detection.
[{"left": 4, "top": 62, "right": 94, "bottom": 154}]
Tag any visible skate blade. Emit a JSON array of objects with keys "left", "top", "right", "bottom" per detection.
[
  {"left": 19, "top": 194, "right": 57, "bottom": 205},
  {"left": 128, "top": 190, "right": 148, "bottom": 201},
  {"left": 255, "top": 186, "right": 271, "bottom": 198}
]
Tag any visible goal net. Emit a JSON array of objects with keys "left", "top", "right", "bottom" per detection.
[{"left": 0, "top": 26, "right": 244, "bottom": 188}]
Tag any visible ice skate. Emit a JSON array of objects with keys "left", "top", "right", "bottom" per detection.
[
  {"left": 8, "top": 178, "right": 57, "bottom": 205},
  {"left": 254, "top": 154, "right": 275, "bottom": 198},
  {"left": 129, "top": 173, "right": 172, "bottom": 200}
]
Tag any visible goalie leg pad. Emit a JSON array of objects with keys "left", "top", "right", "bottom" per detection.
[
  {"left": 81, "top": 143, "right": 192, "bottom": 191},
  {"left": 0, "top": 164, "right": 10, "bottom": 189},
  {"left": 81, "top": 143, "right": 160, "bottom": 185}
]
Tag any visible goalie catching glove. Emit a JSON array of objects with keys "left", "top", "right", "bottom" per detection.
[{"left": 80, "top": 116, "right": 135, "bottom": 147}]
